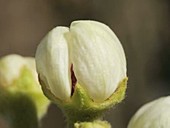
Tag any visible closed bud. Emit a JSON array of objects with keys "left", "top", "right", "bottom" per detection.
[
  {"left": 36, "top": 20, "right": 127, "bottom": 102},
  {"left": 128, "top": 96, "right": 170, "bottom": 128},
  {"left": 0, "top": 54, "right": 50, "bottom": 119},
  {"left": 35, "top": 20, "right": 128, "bottom": 126}
]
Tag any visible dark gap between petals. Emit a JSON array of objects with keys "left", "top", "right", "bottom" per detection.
[{"left": 71, "top": 64, "right": 77, "bottom": 95}]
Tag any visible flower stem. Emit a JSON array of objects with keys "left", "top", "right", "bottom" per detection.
[{"left": 74, "top": 120, "right": 111, "bottom": 128}]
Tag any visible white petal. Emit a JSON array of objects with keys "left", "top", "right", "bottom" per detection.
[
  {"left": 68, "top": 20, "right": 126, "bottom": 102},
  {"left": 35, "top": 27, "right": 71, "bottom": 101},
  {"left": 0, "top": 54, "right": 26, "bottom": 87},
  {"left": 128, "top": 96, "right": 170, "bottom": 128}
]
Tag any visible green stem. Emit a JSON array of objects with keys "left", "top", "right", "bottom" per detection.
[
  {"left": 0, "top": 90, "right": 39, "bottom": 128},
  {"left": 63, "top": 108, "right": 103, "bottom": 128},
  {"left": 74, "top": 120, "right": 111, "bottom": 128}
]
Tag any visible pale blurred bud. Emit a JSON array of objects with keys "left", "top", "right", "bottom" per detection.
[
  {"left": 128, "top": 96, "right": 170, "bottom": 128},
  {"left": 0, "top": 54, "right": 50, "bottom": 119}
]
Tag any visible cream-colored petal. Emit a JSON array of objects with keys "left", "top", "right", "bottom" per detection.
[
  {"left": 68, "top": 20, "right": 126, "bottom": 102},
  {"left": 128, "top": 96, "right": 170, "bottom": 128},
  {"left": 35, "top": 27, "right": 71, "bottom": 101},
  {"left": 0, "top": 54, "right": 26, "bottom": 87}
]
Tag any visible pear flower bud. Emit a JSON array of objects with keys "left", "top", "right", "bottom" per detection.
[
  {"left": 36, "top": 20, "right": 127, "bottom": 102},
  {"left": 128, "top": 96, "right": 170, "bottom": 128},
  {"left": 0, "top": 54, "right": 50, "bottom": 119},
  {"left": 0, "top": 54, "right": 38, "bottom": 87}
]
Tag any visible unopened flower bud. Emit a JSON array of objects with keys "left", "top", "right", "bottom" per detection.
[
  {"left": 36, "top": 20, "right": 127, "bottom": 103},
  {"left": 128, "top": 96, "right": 170, "bottom": 128},
  {"left": 36, "top": 20, "right": 128, "bottom": 126},
  {"left": 0, "top": 54, "right": 50, "bottom": 119}
]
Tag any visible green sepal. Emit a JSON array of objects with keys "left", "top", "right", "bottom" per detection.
[
  {"left": 41, "top": 77, "right": 127, "bottom": 127},
  {"left": 1, "top": 67, "right": 50, "bottom": 119},
  {"left": 8, "top": 66, "right": 38, "bottom": 92}
]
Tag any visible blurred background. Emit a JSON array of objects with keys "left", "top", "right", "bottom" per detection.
[{"left": 0, "top": 0, "right": 170, "bottom": 128}]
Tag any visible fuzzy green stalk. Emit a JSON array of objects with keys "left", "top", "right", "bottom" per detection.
[
  {"left": 40, "top": 77, "right": 128, "bottom": 128},
  {"left": 74, "top": 120, "right": 111, "bottom": 128}
]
